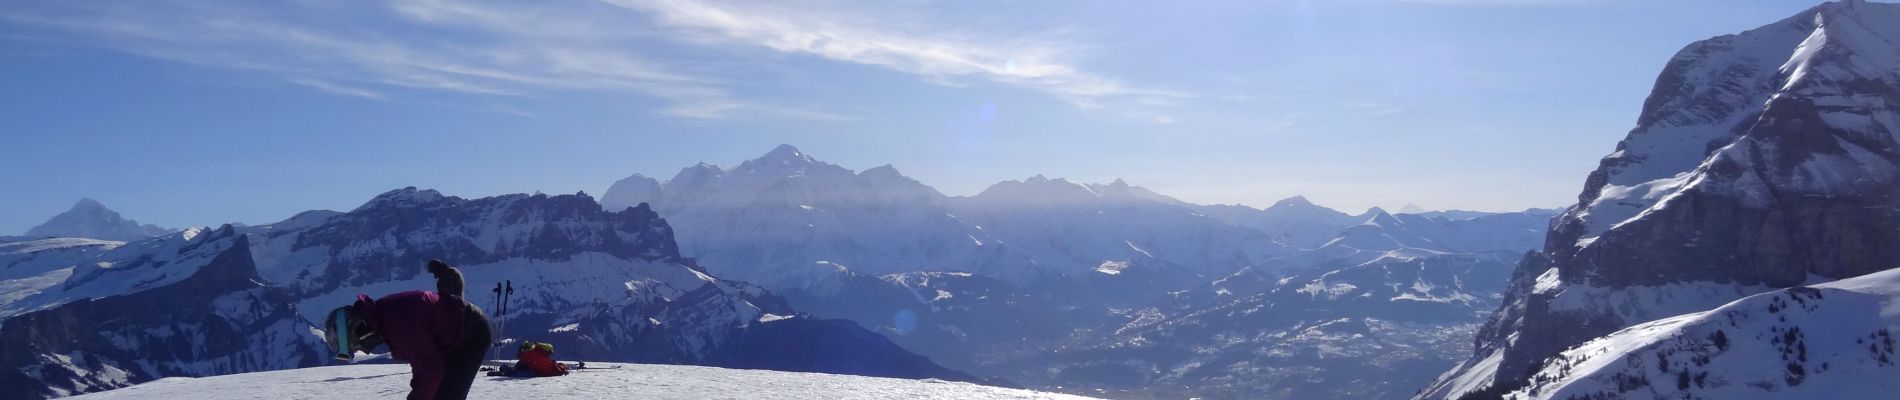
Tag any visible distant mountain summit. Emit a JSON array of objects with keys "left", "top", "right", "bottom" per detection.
[
  {"left": 1191, "top": 196, "right": 1361, "bottom": 249},
  {"left": 600, "top": 144, "right": 1006, "bottom": 286},
  {"left": 22, "top": 198, "right": 175, "bottom": 241}
]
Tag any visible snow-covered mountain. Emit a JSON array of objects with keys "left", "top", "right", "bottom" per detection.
[
  {"left": 68, "top": 363, "right": 1096, "bottom": 400},
  {"left": 1505, "top": 267, "right": 1900, "bottom": 399},
  {"left": 1422, "top": 1, "right": 1900, "bottom": 398},
  {"left": 600, "top": 145, "right": 1290, "bottom": 293},
  {"left": 982, "top": 204, "right": 1547, "bottom": 400},
  {"left": 0, "top": 226, "right": 327, "bottom": 400},
  {"left": 765, "top": 206, "right": 1549, "bottom": 399},
  {"left": 1017, "top": 251, "right": 1521, "bottom": 400},
  {"left": 1191, "top": 196, "right": 1363, "bottom": 249},
  {"left": 0, "top": 187, "right": 974, "bottom": 399},
  {"left": 1209, "top": 208, "right": 1554, "bottom": 299},
  {"left": 949, "top": 176, "right": 1284, "bottom": 288},
  {"left": 597, "top": 145, "right": 1557, "bottom": 399},
  {"left": 601, "top": 145, "right": 1022, "bottom": 287},
  {"left": 22, "top": 198, "right": 175, "bottom": 241}
]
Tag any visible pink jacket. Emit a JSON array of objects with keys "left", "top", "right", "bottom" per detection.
[{"left": 356, "top": 291, "right": 467, "bottom": 400}]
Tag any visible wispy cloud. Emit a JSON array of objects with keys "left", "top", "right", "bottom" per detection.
[
  {"left": 0, "top": 0, "right": 843, "bottom": 120},
  {"left": 2, "top": 0, "right": 1172, "bottom": 122},
  {"left": 289, "top": 78, "right": 386, "bottom": 100},
  {"left": 604, "top": 0, "right": 1183, "bottom": 117},
  {"left": 1342, "top": 101, "right": 1406, "bottom": 118}
]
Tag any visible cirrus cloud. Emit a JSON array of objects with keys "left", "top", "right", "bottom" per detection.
[{"left": 2, "top": 0, "right": 1176, "bottom": 121}]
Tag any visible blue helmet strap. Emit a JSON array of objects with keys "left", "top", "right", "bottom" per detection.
[{"left": 333, "top": 309, "right": 352, "bottom": 361}]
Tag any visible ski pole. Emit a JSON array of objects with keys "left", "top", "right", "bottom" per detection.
[
  {"left": 497, "top": 280, "right": 505, "bottom": 362},
  {"left": 501, "top": 280, "right": 513, "bottom": 357}
]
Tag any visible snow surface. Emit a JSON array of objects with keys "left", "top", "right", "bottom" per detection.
[
  {"left": 69, "top": 363, "right": 1097, "bottom": 400},
  {"left": 1508, "top": 267, "right": 1900, "bottom": 399}
]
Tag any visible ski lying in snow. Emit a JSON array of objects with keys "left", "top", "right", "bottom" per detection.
[{"left": 563, "top": 362, "right": 621, "bottom": 370}]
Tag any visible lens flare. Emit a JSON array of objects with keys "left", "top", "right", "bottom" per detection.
[{"left": 893, "top": 309, "right": 919, "bottom": 335}]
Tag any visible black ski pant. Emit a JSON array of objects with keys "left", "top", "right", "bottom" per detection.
[{"left": 436, "top": 301, "right": 494, "bottom": 400}]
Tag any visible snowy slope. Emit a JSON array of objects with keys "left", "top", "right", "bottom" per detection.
[
  {"left": 69, "top": 363, "right": 1096, "bottom": 400},
  {"left": 0, "top": 228, "right": 220, "bottom": 319},
  {"left": 22, "top": 198, "right": 174, "bottom": 241},
  {"left": 0, "top": 238, "right": 120, "bottom": 307},
  {"left": 1507, "top": 267, "right": 1900, "bottom": 399}
]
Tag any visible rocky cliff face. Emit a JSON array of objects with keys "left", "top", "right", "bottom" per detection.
[
  {"left": 1421, "top": 2, "right": 1900, "bottom": 398},
  {"left": 0, "top": 226, "right": 325, "bottom": 400}
]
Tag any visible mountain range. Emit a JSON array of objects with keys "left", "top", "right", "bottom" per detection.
[
  {"left": 0, "top": 189, "right": 973, "bottom": 399},
  {"left": 598, "top": 145, "right": 1557, "bottom": 399},
  {"left": 0, "top": 150, "right": 1558, "bottom": 399},
  {"left": 9, "top": 1, "right": 1900, "bottom": 400}
]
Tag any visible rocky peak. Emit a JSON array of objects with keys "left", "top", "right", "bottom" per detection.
[
  {"left": 602, "top": 173, "right": 663, "bottom": 212},
  {"left": 1421, "top": 3, "right": 1900, "bottom": 398},
  {"left": 761, "top": 144, "right": 810, "bottom": 162},
  {"left": 1359, "top": 209, "right": 1404, "bottom": 228},
  {"left": 71, "top": 197, "right": 105, "bottom": 211},
  {"left": 1267, "top": 195, "right": 1316, "bottom": 209},
  {"left": 351, "top": 186, "right": 454, "bottom": 212},
  {"left": 859, "top": 164, "right": 904, "bottom": 179},
  {"left": 24, "top": 198, "right": 175, "bottom": 241},
  {"left": 971, "top": 175, "right": 1100, "bottom": 206},
  {"left": 737, "top": 144, "right": 833, "bottom": 174}
]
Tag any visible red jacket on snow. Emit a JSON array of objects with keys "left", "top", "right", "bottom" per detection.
[{"left": 515, "top": 345, "right": 569, "bottom": 377}]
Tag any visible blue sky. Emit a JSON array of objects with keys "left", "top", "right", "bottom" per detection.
[{"left": 0, "top": 0, "right": 1830, "bottom": 233}]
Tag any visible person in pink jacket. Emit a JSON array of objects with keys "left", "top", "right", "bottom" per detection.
[{"left": 325, "top": 260, "right": 493, "bottom": 400}]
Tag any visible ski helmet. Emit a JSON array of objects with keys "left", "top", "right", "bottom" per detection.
[{"left": 323, "top": 305, "right": 382, "bottom": 361}]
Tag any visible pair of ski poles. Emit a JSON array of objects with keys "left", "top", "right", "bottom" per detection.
[{"left": 491, "top": 280, "right": 513, "bottom": 361}]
